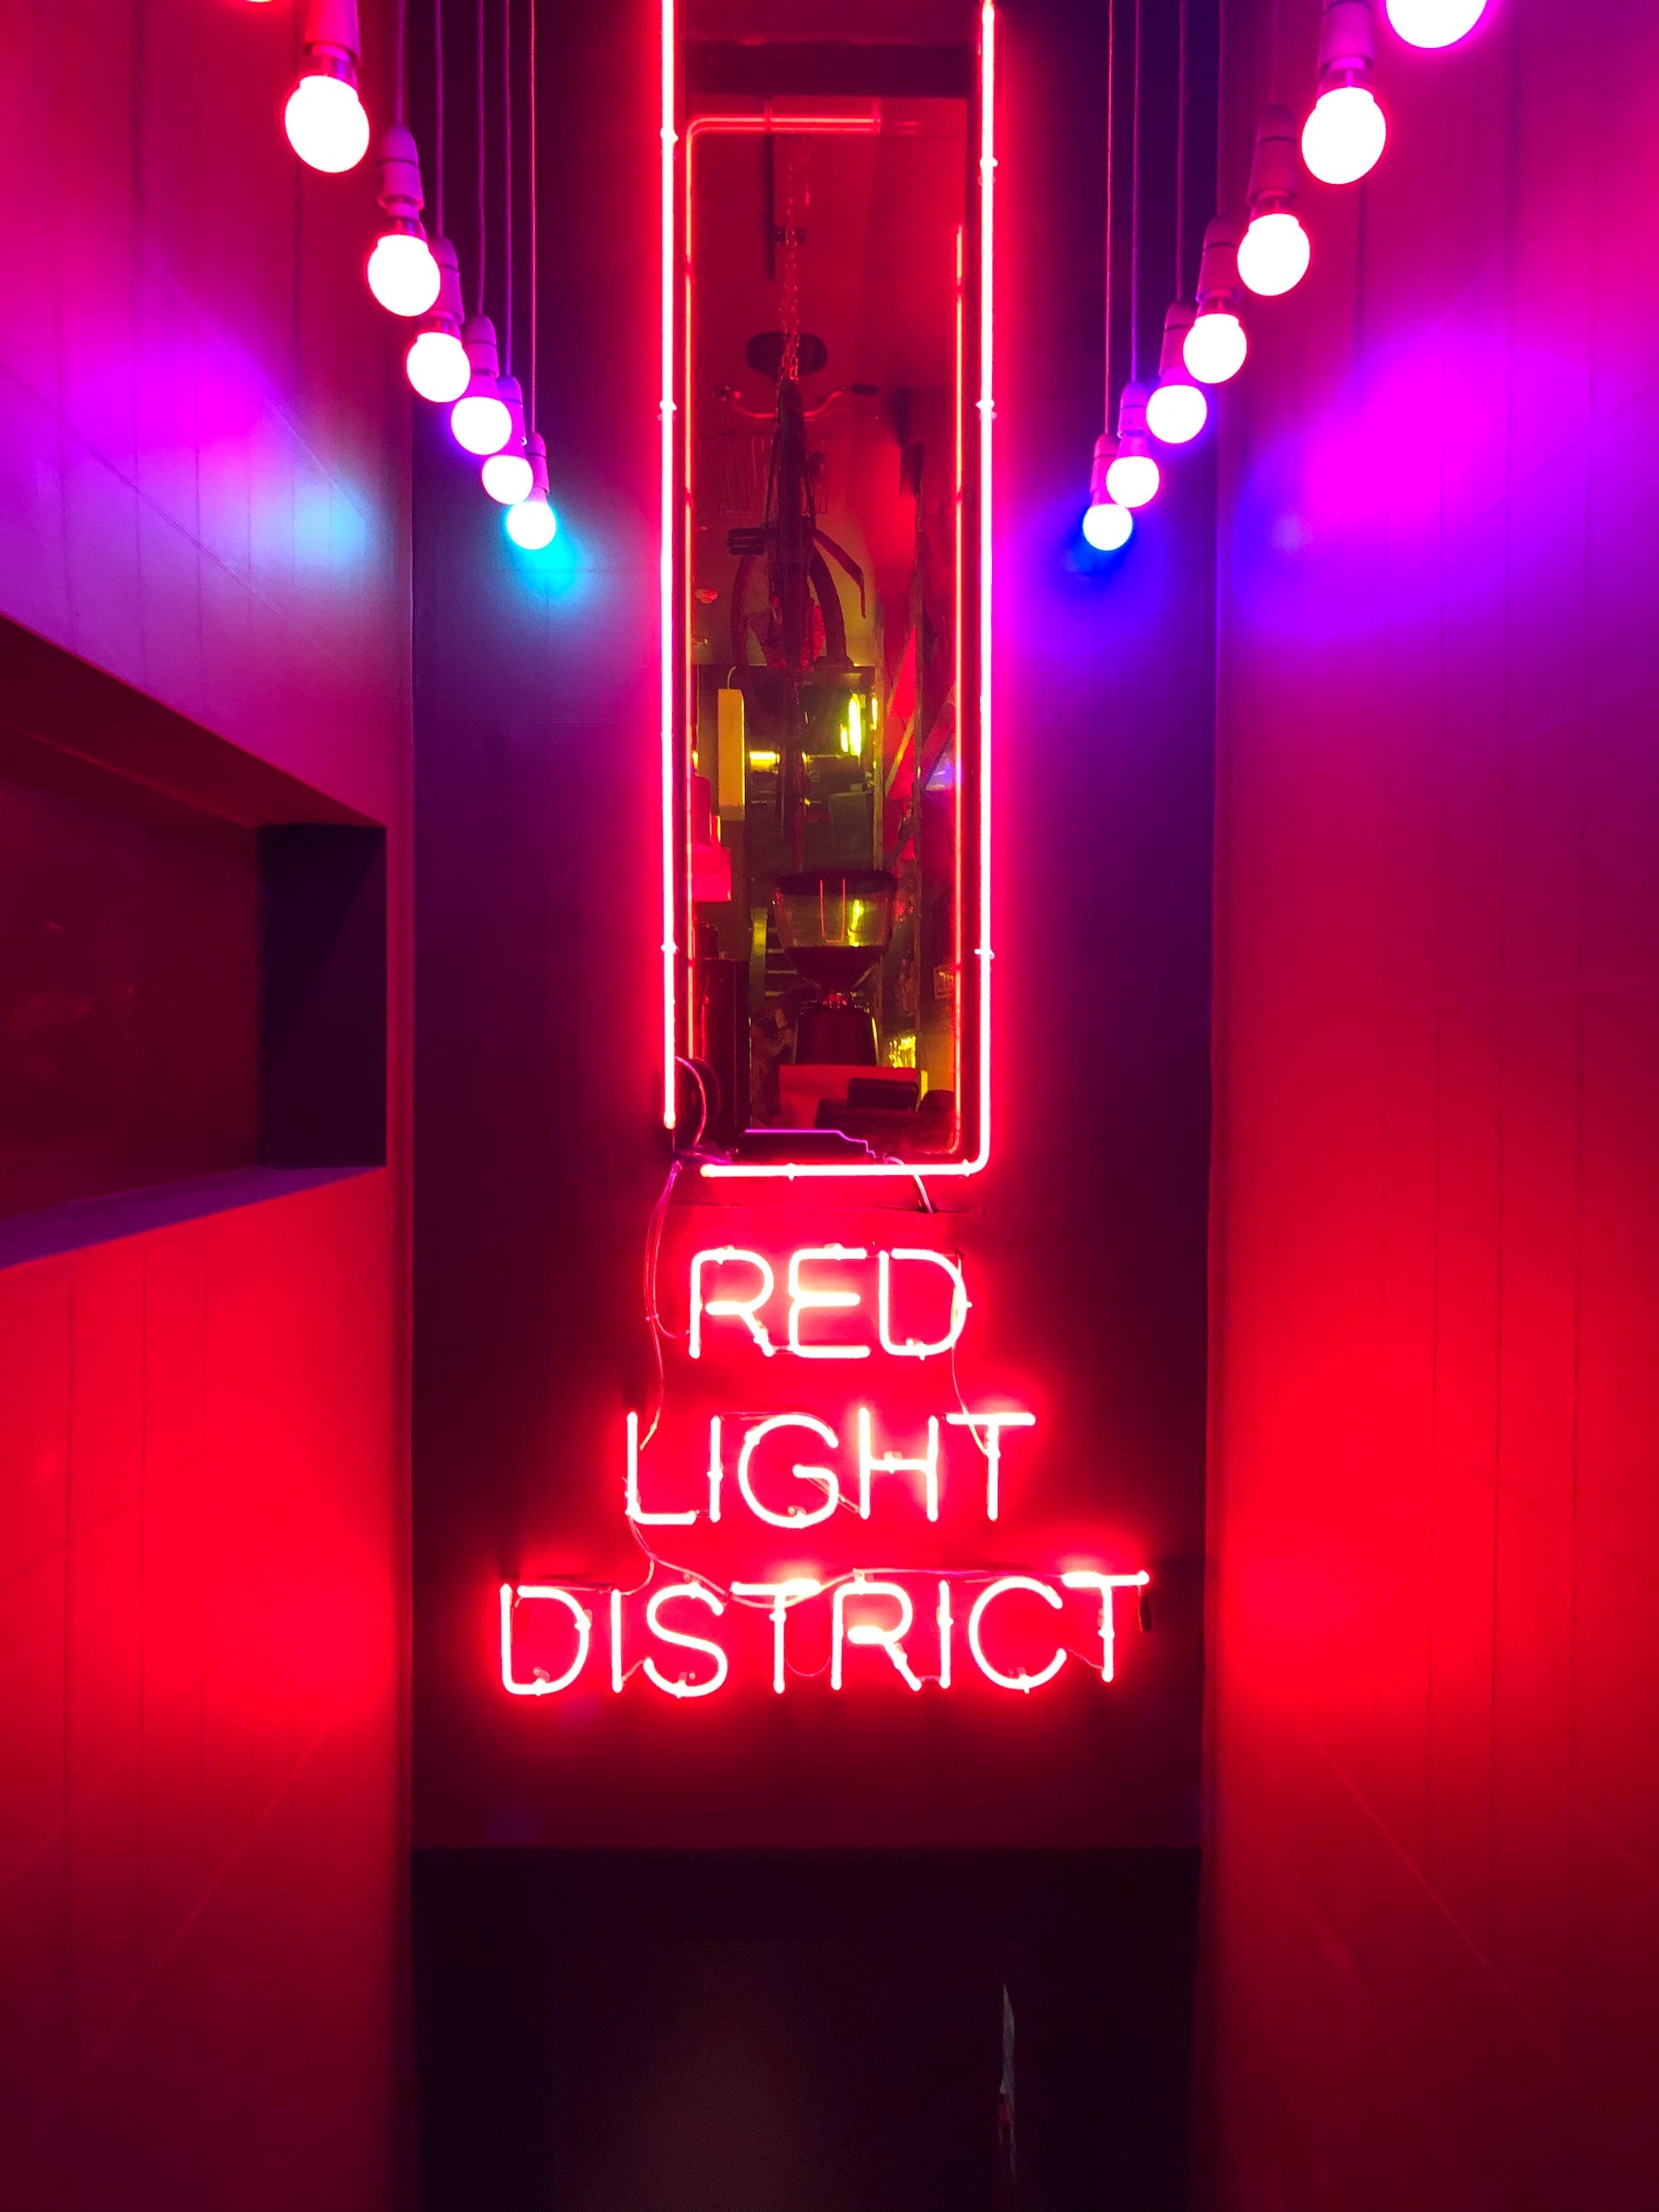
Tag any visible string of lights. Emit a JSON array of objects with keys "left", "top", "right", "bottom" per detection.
[
  {"left": 1084, "top": 0, "right": 1495, "bottom": 556},
  {"left": 264, "top": 0, "right": 561, "bottom": 546},
  {"left": 253, "top": 0, "right": 1491, "bottom": 574}
]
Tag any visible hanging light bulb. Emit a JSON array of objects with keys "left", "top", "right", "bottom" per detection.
[
  {"left": 367, "top": 228, "right": 439, "bottom": 315},
  {"left": 1146, "top": 303, "right": 1209, "bottom": 445},
  {"left": 1237, "top": 105, "right": 1311, "bottom": 297},
  {"left": 366, "top": 126, "right": 441, "bottom": 316},
  {"left": 1302, "top": 0, "right": 1387, "bottom": 185},
  {"left": 480, "top": 378, "right": 533, "bottom": 503},
  {"left": 1082, "top": 500, "right": 1134, "bottom": 552},
  {"left": 1103, "top": 383, "right": 1160, "bottom": 509},
  {"left": 1082, "top": 435, "right": 1134, "bottom": 551},
  {"left": 1384, "top": 0, "right": 1486, "bottom": 45},
  {"left": 406, "top": 238, "right": 470, "bottom": 401},
  {"left": 1184, "top": 220, "right": 1248, "bottom": 384},
  {"left": 504, "top": 434, "right": 558, "bottom": 549},
  {"left": 450, "top": 317, "right": 513, "bottom": 455},
  {"left": 285, "top": 0, "right": 370, "bottom": 173}
]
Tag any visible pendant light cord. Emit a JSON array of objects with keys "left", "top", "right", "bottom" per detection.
[
  {"left": 501, "top": 0, "right": 513, "bottom": 374},
  {"left": 527, "top": 0, "right": 537, "bottom": 433},
  {"left": 433, "top": 0, "right": 445, "bottom": 232},
  {"left": 474, "top": 0, "right": 486, "bottom": 317},
  {"left": 1103, "top": 0, "right": 1115, "bottom": 424},
  {"left": 1129, "top": 0, "right": 1143, "bottom": 382},
  {"left": 1175, "top": 0, "right": 1189, "bottom": 295},
  {"left": 1216, "top": 0, "right": 1230, "bottom": 206},
  {"left": 394, "top": 0, "right": 407, "bottom": 124}
]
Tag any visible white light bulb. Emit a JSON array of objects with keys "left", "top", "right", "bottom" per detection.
[
  {"left": 406, "top": 328, "right": 471, "bottom": 403},
  {"left": 1146, "top": 380, "right": 1208, "bottom": 445},
  {"left": 367, "top": 230, "right": 441, "bottom": 317},
  {"left": 1237, "top": 211, "right": 1311, "bottom": 297},
  {"left": 1301, "top": 84, "right": 1387, "bottom": 184},
  {"left": 284, "top": 71, "right": 370, "bottom": 174},
  {"left": 1104, "top": 450, "right": 1160, "bottom": 508},
  {"left": 452, "top": 389, "right": 513, "bottom": 455},
  {"left": 482, "top": 448, "right": 534, "bottom": 504},
  {"left": 1385, "top": 0, "right": 1486, "bottom": 46},
  {"left": 1183, "top": 311, "right": 1248, "bottom": 385},
  {"left": 1082, "top": 501, "right": 1133, "bottom": 552},
  {"left": 505, "top": 494, "right": 558, "bottom": 550}
]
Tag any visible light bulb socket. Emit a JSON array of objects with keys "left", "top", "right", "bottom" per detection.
[
  {"left": 1315, "top": 0, "right": 1378, "bottom": 93},
  {"left": 375, "top": 122, "right": 426, "bottom": 220},
  {"left": 420, "top": 236, "right": 465, "bottom": 333},
  {"left": 524, "top": 430, "right": 550, "bottom": 500},
  {"left": 299, "top": 0, "right": 361, "bottom": 70},
  {"left": 294, "top": 48, "right": 359, "bottom": 95},
  {"left": 495, "top": 373, "right": 527, "bottom": 449},
  {"left": 1113, "top": 380, "right": 1151, "bottom": 451},
  {"left": 1246, "top": 104, "right": 1301, "bottom": 216},
  {"left": 1155, "top": 301, "right": 1199, "bottom": 383},
  {"left": 1089, "top": 432, "right": 1118, "bottom": 508},
  {"left": 460, "top": 314, "right": 501, "bottom": 382},
  {"left": 1195, "top": 216, "right": 1246, "bottom": 315},
  {"left": 374, "top": 214, "right": 426, "bottom": 250}
]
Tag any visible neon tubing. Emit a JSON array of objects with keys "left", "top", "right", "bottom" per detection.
[
  {"left": 967, "top": 1575, "right": 1065, "bottom": 1693},
  {"left": 691, "top": 109, "right": 881, "bottom": 136},
  {"left": 642, "top": 1581, "right": 729, "bottom": 1698},
  {"left": 659, "top": 0, "right": 678, "bottom": 1127},
  {"left": 1060, "top": 1568, "right": 1151, "bottom": 1682},
  {"left": 500, "top": 1583, "right": 593, "bottom": 1695},
  {"left": 625, "top": 1407, "right": 698, "bottom": 1526},
  {"left": 975, "top": 0, "right": 995, "bottom": 1176}
]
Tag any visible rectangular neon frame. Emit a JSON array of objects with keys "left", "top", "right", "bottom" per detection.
[{"left": 659, "top": 4, "right": 995, "bottom": 1180}]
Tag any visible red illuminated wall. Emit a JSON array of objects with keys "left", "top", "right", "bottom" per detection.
[
  {"left": 0, "top": 1179, "right": 400, "bottom": 2210},
  {"left": 0, "top": 4, "right": 409, "bottom": 2209},
  {"left": 1203, "top": 0, "right": 1659, "bottom": 2201}
]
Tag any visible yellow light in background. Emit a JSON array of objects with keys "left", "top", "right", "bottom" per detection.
[
  {"left": 847, "top": 696, "right": 864, "bottom": 759},
  {"left": 716, "top": 687, "right": 747, "bottom": 818},
  {"left": 747, "top": 748, "right": 781, "bottom": 771},
  {"left": 886, "top": 1032, "right": 917, "bottom": 1069}
]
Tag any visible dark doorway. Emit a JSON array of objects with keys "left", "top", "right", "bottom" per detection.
[{"left": 413, "top": 1850, "right": 1198, "bottom": 2212}]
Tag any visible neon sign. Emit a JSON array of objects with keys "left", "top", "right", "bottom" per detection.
[
  {"left": 501, "top": 5, "right": 1147, "bottom": 1717},
  {"left": 499, "top": 1241, "right": 1149, "bottom": 1702}
]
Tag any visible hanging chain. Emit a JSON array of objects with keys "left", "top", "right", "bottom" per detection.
[{"left": 779, "top": 138, "right": 804, "bottom": 384}]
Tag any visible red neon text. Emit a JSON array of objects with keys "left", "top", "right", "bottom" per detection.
[
  {"left": 688, "top": 1245, "right": 971, "bottom": 1361},
  {"left": 626, "top": 1409, "right": 1028, "bottom": 1526},
  {"left": 500, "top": 1569, "right": 1148, "bottom": 1699}
]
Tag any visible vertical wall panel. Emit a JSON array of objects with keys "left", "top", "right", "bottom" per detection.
[
  {"left": 1204, "top": 0, "right": 1659, "bottom": 2203},
  {"left": 0, "top": 4, "right": 411, "bottom": 2208}
]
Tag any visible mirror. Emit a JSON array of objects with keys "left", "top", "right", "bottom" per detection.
[{"left": 675, "top": 82, "right": 982, "bottom": 1168}]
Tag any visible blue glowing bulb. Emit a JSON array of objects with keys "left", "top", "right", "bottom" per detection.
[
  {"left": 1082, "top": 502, "right": 1134, "bottom": 552},
  {"left": 506, "top": 494, "right": 558, "bottom": 550}
]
